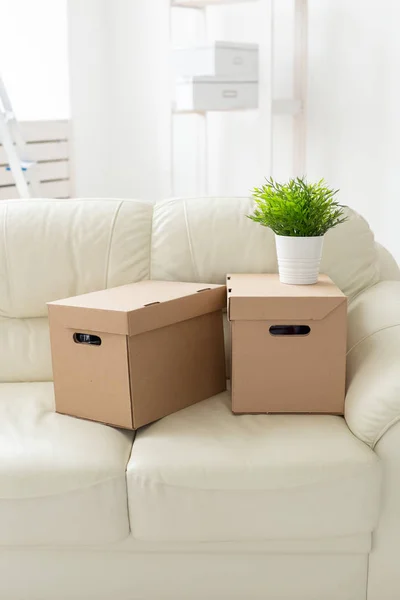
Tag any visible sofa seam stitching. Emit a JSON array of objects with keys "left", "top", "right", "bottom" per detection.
[
  {"left": 2, "top": 203, "right": 13, "bottom": 316},
  {"left": 183, "top": 199, "right": 199, "bottom": 280},
  {"left": 0, "top": 472, "right": 128, "bottom": 502},
  {"left": 347, "top": 280, "right": 380, "bottom": 306},
  {"left": 346, "top": 323, "right": 400, "bottom": 356},
  {"left": 148, "top": 204, "right": 154, "bottom": 280},
  {"left": 365, "top": 551, "right": 370, "bottom": 600},
  {"left": 104, "top": 200, "right": 124, "bottom": 288},
  {"left": 126, "top": 467, "right": 377, "bottom": 492},
  {"left": 0, "top": 315, "right": 48, "bottom": 321},
  {"left": 372, "top": 415, "right": 400, "bottom": 449}
]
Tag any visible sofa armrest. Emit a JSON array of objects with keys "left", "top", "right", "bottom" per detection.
[
  {"left": 375, "top": 242, "right": 400, "bottom": 282},
  {"left": 345, "top": 281, "right": 400, "bottom": 447}
]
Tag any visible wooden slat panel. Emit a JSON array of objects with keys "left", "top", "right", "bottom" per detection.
[
  {"left": 0, "top": 186, "right": 18, "bottom": 200},
  {"left": 0, "top": 141, "right": 69, "bottom": 165},
  {"left": 0, "top": 179, "right": 70, "bottom": 200},
  {"left": 0, "top": 120, "right": 71, "bottom": 198},
  {"left": 0, "top": 161, "right": 69, "bottom": 186},
  {"left": 19, "top": 120, "right": 69, "bottom": 142}
]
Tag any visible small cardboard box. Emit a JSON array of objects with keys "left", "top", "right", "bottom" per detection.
[
  {"left": 227, "top": 274, "right": 347, "bottom": 414},
  {"left": 48, "top": 281, "right": 226, "bottom": 429}
]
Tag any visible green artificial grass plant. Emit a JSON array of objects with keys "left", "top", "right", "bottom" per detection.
[{"left": 248, "top": 177, "right": 348, "bottom": 237}]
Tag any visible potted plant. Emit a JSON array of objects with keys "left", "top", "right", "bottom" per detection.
[{"left": 248, "top": 177, "right": 347, "bottom": 285}]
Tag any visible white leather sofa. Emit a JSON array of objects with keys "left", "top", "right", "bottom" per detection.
[{"left": 0, "top": 196, "right": 399, "bottom": 600}]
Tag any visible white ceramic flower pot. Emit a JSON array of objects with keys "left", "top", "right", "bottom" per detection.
[{"left": 275, "top": 235, "right": 324, "bottom": 285}]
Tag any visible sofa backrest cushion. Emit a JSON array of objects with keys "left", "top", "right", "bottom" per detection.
[
  {"left": 151, "top": 197, "right": 380, "bottom": 299},
  {"left": 0, "top": 199, "right": 153, "bottom": 319},
  {"left": 0, "top": 199, "right": 153, "bottom": 381}
]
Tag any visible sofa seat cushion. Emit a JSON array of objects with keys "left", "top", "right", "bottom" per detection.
[
  {"left": 127, "top": 391, "right": 381, "bottom": 542},
  {"left": 0, "top": 382, "right": 134, "bottom": 546}
]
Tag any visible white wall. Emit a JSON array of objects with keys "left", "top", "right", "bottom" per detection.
[
  {"left": 306, "top": 0, "right": 400, "bottom": 261},
  {"left": 205, "top": 0, "right": 400, "bottom": 259},
  {"left": 68, "top": 0, "right": 400, "bottom": 260},
  {"left": 68, "top": 0, "right": 171, "bottom": 199},
  {"left": 0, "top": 0, "right": 69, "bottom": 120},
  {"left": 66, "top": 0, "right": 111, "bottom": 197}
]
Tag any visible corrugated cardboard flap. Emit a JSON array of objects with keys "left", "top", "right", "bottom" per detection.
[
  {"left": 48, "top": 281, "right": 227, "bottom": 335},
  {"left": 227, "top": 273, "right": 346, "bottom": 322},
  {"left": 127, "top": 283, "right": 227, "bottom": 336}
]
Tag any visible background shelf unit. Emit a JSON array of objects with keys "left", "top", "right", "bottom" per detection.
[
  {"left": 171, "top": 0, "right": 257, "bottom": 8},
  {"left": 170, "top": 0, "right": 308, "bottom": 195},
  {"left": 173, "top": 99, "right": 302, "bottom": 116}
]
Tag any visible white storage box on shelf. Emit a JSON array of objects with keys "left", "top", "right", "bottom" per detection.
[
  {"left": 174, "top": 75, "right": 258, "bottom": 112},
  {"left": 173, "top": 42, "right": 259, "bottom": 78}
]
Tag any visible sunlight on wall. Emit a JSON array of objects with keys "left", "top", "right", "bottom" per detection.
[{"left": 0, "top": 0, "right": 69, "bottom": 120}]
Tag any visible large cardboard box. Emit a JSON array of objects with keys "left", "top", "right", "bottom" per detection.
[
  {"left": 227, "top": 274, "right": 347, "bottom": 414},
  {"left": 48, "top": 281, "right": 226, "bottom": 429}
]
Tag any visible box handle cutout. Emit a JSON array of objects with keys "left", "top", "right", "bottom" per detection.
[
  {"left": 269, "top": 325, "right": 310, "bottom": 336},
  {"left": 222, "top": 90, "right": 238, "bottom": 98},
  {"left": 73, "top": 333, "right": 102, "bottom": 346},
  {"left": 197, "top": 288, "right": 211, "bottom": 293},
  {"left": 144, "top": 301, "right": 160, "bottom": 307}
]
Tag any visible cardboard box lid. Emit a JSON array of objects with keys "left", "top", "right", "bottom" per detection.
[
  {"left": 48, "top": 281, "right": 226, "bottom": 336},
  {"left": 227, "top": 274, "right": 346, "bottom": 322}
]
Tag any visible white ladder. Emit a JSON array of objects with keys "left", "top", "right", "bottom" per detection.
[{"left": 0, "top": 76, "right": 40, "bottom": 198}]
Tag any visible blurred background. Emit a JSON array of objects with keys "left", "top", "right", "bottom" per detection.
[{"left": 0, "top": 0, "right": 399, "bottom": 259}]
